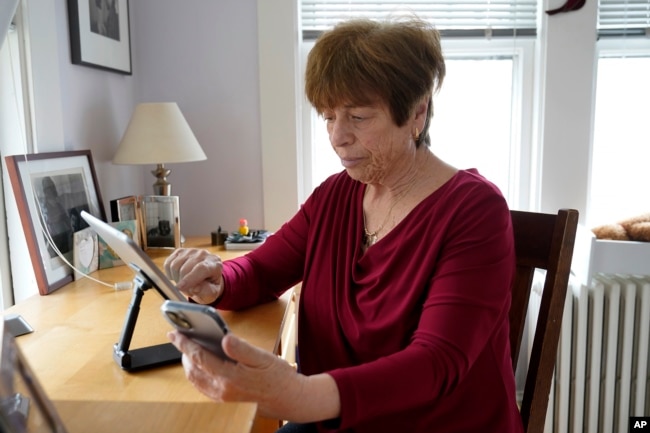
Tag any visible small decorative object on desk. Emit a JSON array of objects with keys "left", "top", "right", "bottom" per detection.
[
  {"left": 73, "top": 227, "right": 99, "bottom": 280},
  {"left": 211, "top": 226, "right": 228, "bottom": 246},
  {"left": 224, "top": 224, "right": 270, "bottom": 251},
  {"left": 238, "top": 218, "right": 249, "bottom": 236}
]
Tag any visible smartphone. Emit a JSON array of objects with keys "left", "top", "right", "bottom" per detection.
[{"left": 161, "top": 300, "right": 233, "bottom": 362}]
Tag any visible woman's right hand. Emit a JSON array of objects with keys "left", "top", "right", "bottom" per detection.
[{"left": 163, "top": 248, "right": 224, "bottom": 304}]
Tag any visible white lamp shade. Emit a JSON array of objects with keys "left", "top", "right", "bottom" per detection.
[{"left": 113, "top": 102, "right": 207, "bottom": 165}]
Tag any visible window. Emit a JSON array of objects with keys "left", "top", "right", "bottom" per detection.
[
  {"left": 589, "top": 39, "right": 650, "bottom": 227},
  {"left": 299, "top": 1, "right": 537, "bottom": 208},
  {"left": 0, "top": 3, "right": 32, "bottom": 308},
  {"left": 589, "top": 0, "right": 650, "bottom": 226}
]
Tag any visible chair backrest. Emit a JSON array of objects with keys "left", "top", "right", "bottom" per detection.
[{"left": 509, "top": 209, "right": 579, "bottom": 433}]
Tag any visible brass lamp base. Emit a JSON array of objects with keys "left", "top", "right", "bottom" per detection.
[{"left": 152, "top": 164, "right": 171, "bottom": 196}]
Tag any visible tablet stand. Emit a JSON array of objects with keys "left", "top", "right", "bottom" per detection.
[{"left": 113, "top": 271, "right": 181, "bottom": 371}]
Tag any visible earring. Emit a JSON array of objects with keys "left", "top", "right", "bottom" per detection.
[{"left": 413, "top": 127, "right": 420, "bottom": 142}]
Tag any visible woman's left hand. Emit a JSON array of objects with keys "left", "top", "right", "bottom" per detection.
[{"left": 168, "top": 331, "right": 339, "bottom": 422}]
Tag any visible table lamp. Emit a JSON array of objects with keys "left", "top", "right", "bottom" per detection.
[{"left": 113, "top": 102, "right": 207, "bottom": 195}]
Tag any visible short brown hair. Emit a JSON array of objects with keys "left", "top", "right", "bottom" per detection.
[{"left": 305, "top": 17, "right": 446, "bottom": 147}]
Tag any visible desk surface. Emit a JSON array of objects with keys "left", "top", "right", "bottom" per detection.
[{"left": 3, "top": 238, "right": 287, "bottom": 433}]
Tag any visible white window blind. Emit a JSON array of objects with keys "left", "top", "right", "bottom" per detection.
[
  {"left": 301, "top": 0, "right": 538, "bottom": 39},
  {"left": 598, "top": 0, "right": 650, "bottom": 36}
]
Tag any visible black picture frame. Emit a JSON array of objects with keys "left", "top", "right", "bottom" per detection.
[
  {"left": 4, "top": 150, "right": 106, "bottom": 295},
  {"left": 67, "top": 0, "right": 132, "bottom": 75}
]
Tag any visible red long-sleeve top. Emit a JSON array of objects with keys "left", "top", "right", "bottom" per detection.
[{"left": 217, "top": 169, "right": 523, "bottom": 433}]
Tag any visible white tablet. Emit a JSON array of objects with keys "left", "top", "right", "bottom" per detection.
[{"left": 80, "top": 211, "right": 186, "bottom": 301}]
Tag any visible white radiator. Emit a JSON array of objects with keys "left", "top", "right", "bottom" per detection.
[{"left": 525, "top": 272, "right": 650, "bottom": 433}]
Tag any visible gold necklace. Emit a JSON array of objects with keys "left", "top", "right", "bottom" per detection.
[{"left": 363, "top": 186, "right": 412, "bottom": 248}]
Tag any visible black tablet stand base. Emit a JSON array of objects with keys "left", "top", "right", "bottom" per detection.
[
  {"left": 113, "top": 271, "right": 182, "bottom": 372},
  {"left": 113, "top": 342, "right": 181, "bottom": 372}
]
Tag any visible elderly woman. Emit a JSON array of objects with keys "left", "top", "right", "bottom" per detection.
[{"left": 165, "top": 17, "right": 523, "bottom": 433}]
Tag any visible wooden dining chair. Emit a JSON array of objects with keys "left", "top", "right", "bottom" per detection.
[{"left": 509, "top": 208, "right": 579, "bottom": 433}]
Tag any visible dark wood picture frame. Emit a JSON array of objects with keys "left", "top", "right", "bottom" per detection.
[
  {"left": 67, "top": 0, "right": 132, "bottom": 75},
  {"left": 5, "top": 150, "right": 106, "bottom": 295}
]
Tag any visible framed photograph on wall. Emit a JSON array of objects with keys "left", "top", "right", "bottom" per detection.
[
  {"left": 5, "top": 150, "right": 106, "bottom": 295},
  {"left": 67, "top": 0, "right": 132, "bottom": 75},
  {"left": 140, "top": 196, "right": 181, "bottom": 250}
]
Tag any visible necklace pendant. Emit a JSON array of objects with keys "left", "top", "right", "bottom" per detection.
[{"left": 364, "top": 232, "right": 378, "bottom": 248}]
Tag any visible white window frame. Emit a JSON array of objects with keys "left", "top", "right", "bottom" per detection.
[
  {"left": 596, "top": 35, "right": 650, "bottom": 57},
  {"left": 0, "top": 4, "right": 28, "bottom": 308}
]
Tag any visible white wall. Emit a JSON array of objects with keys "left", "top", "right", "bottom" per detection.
[
  {"left": 54, "top": 1, "right": 140, "bottom": 203},
  {"left": 257, "top": 0, "right": 302, "bottom": 232},
  {"left": 535, "top": 1, "right": 597, "bottom": 218},
  {"left": 130, "top": 0, "right": 265, "bottom": 235}
]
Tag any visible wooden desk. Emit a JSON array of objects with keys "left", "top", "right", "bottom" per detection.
[{"left": 3, "top": 238, "right": 287, "bottom": 433}]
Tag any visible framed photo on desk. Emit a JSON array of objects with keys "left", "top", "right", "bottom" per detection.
[
  {"left": 4, "top": 150, "right": 106, "bottom": 295},
  {"left": 109, "top": 195, "right": 138, "bottom": 222},
  {"left": 141, "top": 196, "right": 180, "bottom": 250}
]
